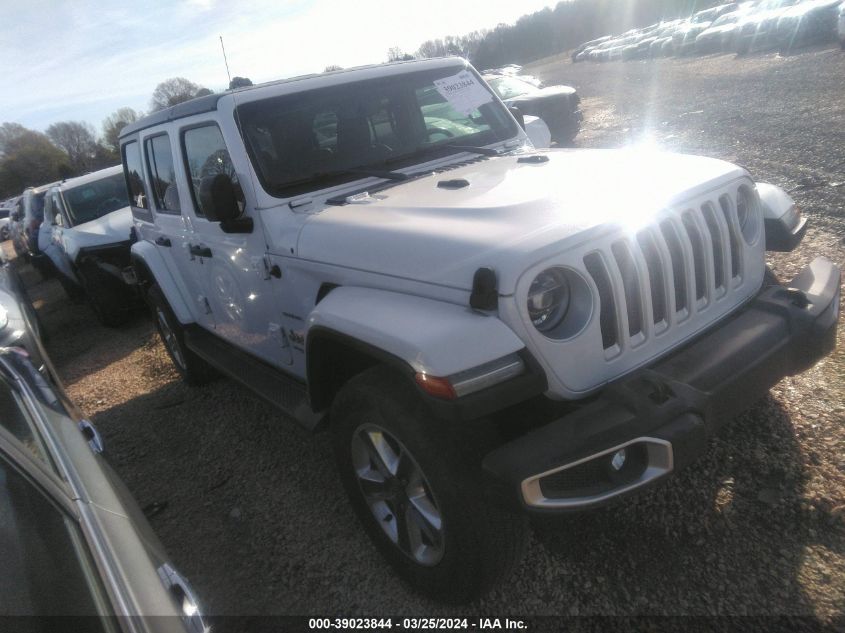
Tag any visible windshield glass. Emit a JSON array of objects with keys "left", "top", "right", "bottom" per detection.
[
  {"left": 488, "top": 76, "right": 537, "bottom": 100},
  {"left": 63, "top": 173, "right": 128, "bottom": 226},
  {"left": 236, "top": 66, "right": 519, "bottom": 198}
]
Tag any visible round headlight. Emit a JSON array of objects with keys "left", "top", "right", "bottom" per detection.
[
  {"left": 736, "top": 185, "right": 760, "bottom": 244},
  {"left": 736, "top": 190, "right": 749, "bottom": 230},
  {"left": 527, "top": 268, "right": 570, "bottom": 332}
]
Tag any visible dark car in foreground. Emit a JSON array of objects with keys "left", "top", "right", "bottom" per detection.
[
  {"left": 0, "top": 276, "right": 206, "bottom": 631},
  {"left": 484, "top": 74, "right": 582, "bottom": 143}
]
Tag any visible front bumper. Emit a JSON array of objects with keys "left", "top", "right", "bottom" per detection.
[{"left": 483, "top": 257, "right": 840, "bottom": 513}]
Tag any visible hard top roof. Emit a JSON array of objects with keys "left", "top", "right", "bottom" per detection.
[
  {"left": 120, "top": 57, "right": 468, "bottom": 139},
  {"left": 53, "top": 165, "right": 123, "bottom": 191}
]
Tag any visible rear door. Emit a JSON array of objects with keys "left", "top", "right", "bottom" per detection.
[{"left": 135, "top": 132, "right": 215, "bottom": 329}]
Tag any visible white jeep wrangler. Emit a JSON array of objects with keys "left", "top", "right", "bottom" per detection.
[
  {"left": 120, "top": 58, "right": 839, "bottom": 602},
  {"left": 39, "top": 165, "right": 137, "bottom": 326}
]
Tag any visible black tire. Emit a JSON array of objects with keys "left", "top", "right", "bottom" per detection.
[
  {"left": 56, "top": 273, "right": 85, "bottom": 302},
  {"left": 77, "top": 266, "right": 130, "bottom": 327},
  {"left": 331, "top": 366, "right": 528, "bottom": 603},
  {"left": 146, "top": 284, "right": 218, "bottom": 385},
  {"left": 763, "top": 265, "right": 780, "bottom": 288}
]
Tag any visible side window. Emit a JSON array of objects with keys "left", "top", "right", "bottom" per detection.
[
  {"left": 45, "top": 192, "right": 63, "bottom": 226},
  {"left": 42, "top": 194, "right": 53, "bottom": 225},
  {"left": 52, "top": 193, "right": 65, "bottom": 226},
  {"left": 122, "top": 141, "right": 148, "bottom": 210},
  {"left": 144, "top": 134, "right": 181, "bottom": 214},
  {"left": 182, "top": 124, "right": 242, "bottom": 217},
  {"left": 0, "top": 379, "right": 49, "bottom": 466}
]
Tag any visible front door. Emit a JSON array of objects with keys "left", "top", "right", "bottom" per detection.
[
  {"left": 178, "top": 122, "right": 292, "bottom": 366},
  {"left": 38, "top": 191, "right": 77, "bottom": 283}
]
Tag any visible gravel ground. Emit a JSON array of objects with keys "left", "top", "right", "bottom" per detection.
[{"left": 14, "top": 43, "right": 845, "bottom": 626}]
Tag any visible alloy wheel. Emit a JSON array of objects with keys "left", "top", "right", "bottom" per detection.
[{"left": 351, "top": 424, "right": 445, "bottom": 566}]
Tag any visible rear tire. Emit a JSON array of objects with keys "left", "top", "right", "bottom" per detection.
[
  {"left": 146, "top": 284, "right": 218, "bottom": 385},
  {"left": 331, "top": 366, "right": 528, "bottom": 603}
]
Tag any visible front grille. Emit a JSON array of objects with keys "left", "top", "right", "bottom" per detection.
[{"left": 583, "top": 194, "right": 744, "bottom": 355}]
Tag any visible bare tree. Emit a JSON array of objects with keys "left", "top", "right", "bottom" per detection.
[
  {"left": 150, "top": 77, "right": 208, "bottom": 112},
  {"left": 46, "top": 121, "right": 97, "bottom": 173},
  {"left": 102, "top": 107, "right": 141, "bottom": 152},
  {"left": 387, "top": 47, "right": 415, "bottom": 62},
  {"left": 0, "top": 122, "right": 27, "bottom": 158}
]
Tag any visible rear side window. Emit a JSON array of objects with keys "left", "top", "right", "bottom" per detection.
[
  {"left": 0, "top": 379, "right": 49, "bottom": 466},
  {"left": 122, "top": 141, "right": 148, "bottom": 210},
  {"left": 0, "top": 454, "right": 111, "bottom": 622},
  {"left": 144, "top": 134, "right": 181, "bottom": 214},
  {"left": 182, "top": 124, "right": 242, "bottom": 217}
]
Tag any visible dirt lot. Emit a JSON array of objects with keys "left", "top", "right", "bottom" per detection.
[{"left": 17, "top": 44, "right": 845, "bottom": 625}]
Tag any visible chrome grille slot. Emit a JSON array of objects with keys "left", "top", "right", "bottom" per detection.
[
  {"left": 636, "top": 230, "right": 667, "bottom": 326},
  {"left": 583, "top": 252, "right": 618, "bottom": 350},
  {"left": 682, "top": 211, "right": 707, "bottom": 302},
  {"left": 719, "top": 194, "right": 742, "bottom": 279},
  {"left": 610, "top": 241, "right": 643, "bottom": 338},
  {"left": 701, "top": 203, "right": 727, "bottom": 294},
  {"left": 659, "top": 220, "right": 688, "bottom": 314}
]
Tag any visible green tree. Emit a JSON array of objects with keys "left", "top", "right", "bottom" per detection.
[{"left": 0, "top": 129, "right": 69, "bottom": 198}]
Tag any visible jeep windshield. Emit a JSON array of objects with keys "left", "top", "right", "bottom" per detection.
[
  {"left": 236, "top": 66, "right": 520, "bottom": 198},
  {"left": 63, "top": 173, "right": 129, "bottom": 226}
]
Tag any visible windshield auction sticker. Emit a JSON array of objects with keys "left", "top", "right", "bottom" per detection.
[{"left": 433, "top": 71, "right": 493, "bottom": 115}]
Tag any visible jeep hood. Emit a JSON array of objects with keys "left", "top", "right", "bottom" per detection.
[
  {"left": 295, "top": 148, "right": 747, "bottom": 294},
  {"left": 72, "top": 206, "right": 133, "bottom": 249}
]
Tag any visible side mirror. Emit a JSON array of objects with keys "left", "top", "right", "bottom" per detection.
[
  {"left": 509, "top": 106, "right": 526, "bottom": 130},
  {"left": 199, "top": 174, "right": 240, "bottom": 223}
]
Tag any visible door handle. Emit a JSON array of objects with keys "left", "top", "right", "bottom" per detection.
[
  {"left": 155, "top": 236, "right": 172, "bottom": 247},
  {"left": 189, "top": 243, "right": 212, "bottom": 258}
]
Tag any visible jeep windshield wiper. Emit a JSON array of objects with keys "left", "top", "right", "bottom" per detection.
[
  {"left": 315, "top": 167, "right": 409, "bottom": 182},
  {"left": 439, "top": 144, "right": 503, "bottom": 156}
]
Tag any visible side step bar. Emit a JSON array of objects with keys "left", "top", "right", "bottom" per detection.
[{"left": 184, "top": 326, "right": 325, "bottom": 431}]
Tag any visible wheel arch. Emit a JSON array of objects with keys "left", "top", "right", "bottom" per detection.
[
  {"left": 306, "top": 326, "right": 415, "bottom": 415},
  {"left": 304, "top": 286, "right": 530, "bottom": 416}
]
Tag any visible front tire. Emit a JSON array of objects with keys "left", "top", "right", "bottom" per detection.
[
  {"left": 331, "top": 366, "right": 528, "bottom": 603},
  {"left": 146, "top": 284, "right": 217, "bottom": 385},
  {"left": 77, "top": 265, "right": 130, "bottom": 327}
]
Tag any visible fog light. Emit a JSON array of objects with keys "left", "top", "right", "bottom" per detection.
[{"left": 610, "top": 449, "right": 627, "bottom": 471}]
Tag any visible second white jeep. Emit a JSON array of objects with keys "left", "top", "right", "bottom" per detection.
[
  {"left": 39, "top": 166, "right": 136, "bottom": 325},
  {"left": 120, "top": 58, "right": 839, "bottom": 601}
]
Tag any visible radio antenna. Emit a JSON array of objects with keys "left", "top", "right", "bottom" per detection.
[{"left": 220, "top": 36, "right": 232, "bottom": 85}]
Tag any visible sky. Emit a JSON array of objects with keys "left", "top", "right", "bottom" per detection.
[{"left": 0, "top": 0, "right": 559, "bottom": 135}]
